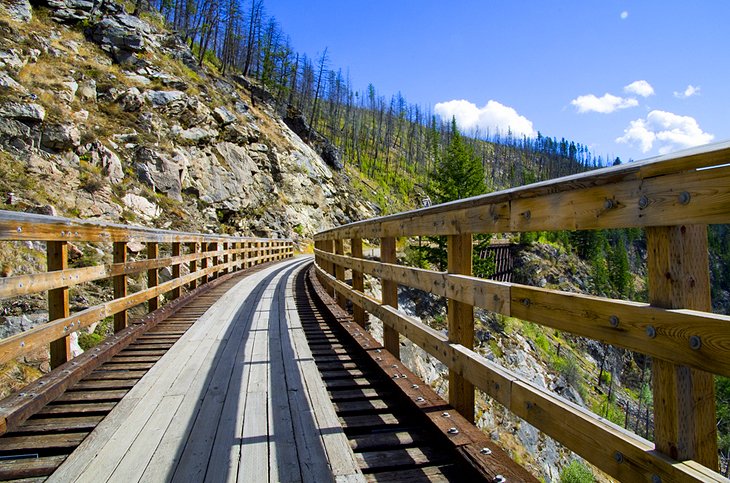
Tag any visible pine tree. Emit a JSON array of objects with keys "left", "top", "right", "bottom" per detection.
[{"left": 413, "top": 119, "right": 490, "bottom": 274}]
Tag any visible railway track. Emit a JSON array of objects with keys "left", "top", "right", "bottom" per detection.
[
  {"left": 296, "top": 267, "right": 521, "bottom": 482},
  {"left": 0, "top": 273, "right": 249, "bottom": 482}
]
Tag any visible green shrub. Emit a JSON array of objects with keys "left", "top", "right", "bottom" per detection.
[{"left": 560, "top": 460, "right": 594, "bottom": 483}]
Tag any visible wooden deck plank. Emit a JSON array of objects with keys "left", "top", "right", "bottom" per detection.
[{"left": 48, "top": 258, "right": 360, "bottom": 483}]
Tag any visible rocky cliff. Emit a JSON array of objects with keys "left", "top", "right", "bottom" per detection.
[{"left": 0, "top": 0, "right": 374, "bottom": 241}]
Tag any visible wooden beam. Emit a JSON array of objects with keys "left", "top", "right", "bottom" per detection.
[
  {"left": 351, "top": 238, "right": 366, "bottom": 327},
  {"left": 381, "top": 237, "right": 399, "bottom": 359},
  {"left": 314, "top": 248, "right": 730, "bottom": 377},
  {"left": 113, "top": 242, "right": 127, "bottom": 332},
  {"left": 334, "top": 239, "right": 346, "bottom": 309},
  {"left": 314, "top": 143, "right": 730, "bottom": 241},
  {"left": 147, "top": 242, "right": 159, "bottom": 312},
  {"left": 0, "top": 254, "right": 246, "bottom": 366},
  {"left": 171, "top": 242, "right": 181, "bottom": 300},
  {"left": 211, "top": 242, "right": 219, "bottom": 280},
  {"left": 47, "top": 241, "right": 70, "bottom": 369},
  {"left": 447, "top": 233, "right": 474, "bottom": 422},
  {"left": 187, "top": 242, "right": 198, "bottom": 290},
  {"left": 316, "top": 266, "right": 726, "bottom": 483},
  {"left": 647, "top": 225, "right": 718, "bottom": 469}
]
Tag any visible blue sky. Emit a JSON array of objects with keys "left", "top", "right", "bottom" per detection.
[{"left": 265, "top": 1, "right": 729, "bottom": 163}]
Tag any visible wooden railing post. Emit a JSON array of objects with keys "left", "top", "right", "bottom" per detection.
[
  {"left": 187, "top": 242, "right": 198, "bottom": 289},
  {"left": 211, "top": 242, "right": 219, "bottom": 279},
  {"left": 334, "top": 239, "right": 347, "bottom": 309},
  {"left": 448, "top": 233, "right": 475, "bottom": 422},
  {"left": 47, "top": 241, "right": 71, "bottom": 368},
  {"left": 147, "top": 242, "right": 159, "bottom": 312},
  {"left": 171, "top": 242, "right": 181, "bottom": 300},
  {"left": 381, "top": 237, "right": 399, "bottom": 359},
  {"left": 321, "top": 239, "right": 335, "bottom": 297},
  {"left": 113, "top": 241, "right": 127, "bottom": 332},
  {"left": 351, "top": 237, "right": 366, "bottom": 327},
  {"left": 647, "top": 225, "right": 718, "bottom": 468}
]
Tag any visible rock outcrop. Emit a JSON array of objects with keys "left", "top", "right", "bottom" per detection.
[{"left": 0, "top": 0, "right": 373, "bottom": 242}]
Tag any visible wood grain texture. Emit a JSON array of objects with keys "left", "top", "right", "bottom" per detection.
[
  {"left": 350, "top": 238, "right": 366, "bottom": 327},
  {"left": 316, "top": 248, "right": 730, "bottom": 376},
  {"left": 314, "top": 142, "right": 730, "bottom": 240},
  {"left": 447, "top": 233, "right": 474, "bottom": 422},
  {"left": 334, "top": 239, "right": 347, "bottom": 309},
  {"left": 380, "top": 236, "right": 399, "bottom": 359},
  {"left": 316, "top": 266, "right": 728, "bottom": 482},
  {"left": 647, "top": 225, "right": 718, "bottom": 469},
  {"left": 47, "top": 241, "right": 70, "bottom": 369},
  {"left": 113, "top": 242, "right": 127, "bottom": 332}
]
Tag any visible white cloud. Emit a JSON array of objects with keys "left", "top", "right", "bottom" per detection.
[
  {"left": 674, "top": 84, "right": 701, "bottom": 99},
  {"left": 616, "top": 110, "right": 714, "bottom": 154},
  {"left": 570, "top": 93, "right": 638, "bottom": 114},
  {"left": 624, "top": 80, "right": 655, "bottom": 97},
  {"left": 434, "top": 99, "right": 536, "bottom": 137},
  {"left": 620, "top": 11, "right": 629, "bottom": 19}
]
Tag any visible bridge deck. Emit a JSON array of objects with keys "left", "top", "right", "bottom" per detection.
[{"left": 49, "top": 256, "right": 362, "bottom": 483}]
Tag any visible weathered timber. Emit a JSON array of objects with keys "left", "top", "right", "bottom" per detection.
[
  {"left": 315, "top": 266, "right": 727, "bottom": 482},
  {"left": 314, "top": 249, "right": 730, "bottom": 377}
]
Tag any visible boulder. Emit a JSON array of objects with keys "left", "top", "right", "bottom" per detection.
[
  {"left": 0, "top": 72, "right": 24, "bottom": 92},
  {"left": 91, "top": 15, "right": 147, "bottom": 63},
  {"left": 117, "top": 87, "right": 144, "bottom": 112},
  {"left": 146, "top": 90, "right": 186, "bottom": 107},
  {"left": 77, "top": 79, "right": 97, "bottom": 102},
  {"left": 4, "top": 0, "right": 32, "bottom": 22},
  {"left": 87, "top": 142, "right": 124, "bottom": 184},
  {"left": 0, "top": 49, "right": 26, "bottom": 71},
  {"left": 0, "top": 102, "right": 45, "bottom": 122},
  {"left": 179, "top": 127, "right": 217, "bottom": 144},
  {"left": 135, "top": 147, "right": 183, "bottom": 200},
  {"left": 58, "top": 79, "right": 79, "bottom": 103},
  {"left": 43, "top": 0, "right": 96, "bottom": 23},
  {"left": 41, "top": 123, "right": 80, "bottom": 151},
  {"left": 122, "top": 193, "right": 161, "bottom": 221},
  {"left": 213, "top": 106, "right": 236, "bottom": 126}
]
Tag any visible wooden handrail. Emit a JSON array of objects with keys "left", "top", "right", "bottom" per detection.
[
  {"left": 315, "top": 142, "right": 730, "bottom": 240},
  {"left": 313, "top": 141, "right": 730, "bottom": 482},
  {"left": 0, "top": 210, "right": 294, "bottom": 370}
]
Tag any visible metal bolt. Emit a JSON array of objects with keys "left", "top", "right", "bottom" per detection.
[
  {"left": 646, "top": 325, "right": 656, "bottom": 338},
  {"left": 415, "top": 397, "right": 425, "bottom": 403},
  {"left": 614, "top": 451, "right": 624, "bottom": 463},
  {"left": 442, "top": 412, "right": 451, "bottom": 418},
  {"left": 411, "top": 384, "right": 419, "bottom": 389},
  {"left": 401, "top": 374, "right": 408, "bottom": 378},
  {"left": 20, "top": 341, "right": 25, "bottom": 347},
  {"left": 522, "top": 210, "right": 531, "bottom": 221},
  {"left": 689, "top": 335, "right": 701, "bottom": 350},
  {"left": 638, "top": 195, "right": 649, "bottom": 209},
  {"left": 604, "top": 199, "right": 616, "bottom": 209},
  {"left": 522, "top": 298, "right": 531, "bottom": 307},
  {"left": 375, "top": 349, "right": 382, "bottom": 353},
  {"left": 375, "top": 357, "right": 382, "bottom": 361},
  {"left": 651, "top": 475, "right": 662, "bottom": 483},
  {"left": 493, "top": 475, "right": 506, "bottom": 483},
  {"left": 392, "top": 374, "right": 399, "bottom": 379},
  {"left": 16, "top": 226, "right": 22, "bottom": 232},
  {"left": 678, "top": 191, "right": 691, "bottom": 205},
  {"left": 447, "top": 427, "right": 459, "bottom": 435},
  {"left": 391, "top": 364, "right": 398, "bottom": 368},
  {"left": 609, "top": 315, "right": 620, "bottom": 328},
  {"left": 480, "top": 447, "right": 492, "bottom": 455}
]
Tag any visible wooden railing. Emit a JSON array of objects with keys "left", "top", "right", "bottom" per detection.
[
  {"left": 314, "top": 141, "right": 730, "bottom": 482},
  {"left": 0, "top": 210, "right": 293, "bottom": 371}
]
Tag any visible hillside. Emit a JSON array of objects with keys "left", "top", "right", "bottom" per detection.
[{"left": 0, "top": 0, "right": 374, "bottom": 241}]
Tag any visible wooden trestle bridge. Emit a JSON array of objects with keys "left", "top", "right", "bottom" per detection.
[{"left": 1, "top": 142, "right": 730, "bottom": 482}]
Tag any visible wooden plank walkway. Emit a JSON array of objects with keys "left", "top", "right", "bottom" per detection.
[{"left": 48, "top": 256, "right": 363, "bottom": 483}]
